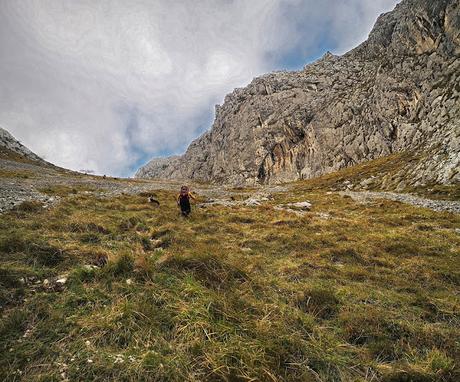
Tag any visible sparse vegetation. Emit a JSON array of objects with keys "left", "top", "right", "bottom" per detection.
[
  {"left": 291, "top": 151, "right": 460, "bottom": 201},
  {"left": 0, "top": 161, "right": 459, "bottom": 381},
  {"left": 39, "top": 184, "right": 95, "bottom": 197},
  {"left": 12, "top": 200, "right": 45, "bottom": 213},
  {"left": 0, "top": 146, "right": 39, "bottom": 164},
  {"left": 0, "top": 169, "right": 34, "bottom": 179}
]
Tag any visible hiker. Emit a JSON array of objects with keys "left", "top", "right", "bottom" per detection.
[{"left": 177, "top": 185, "right": 196, "bottom": 217}]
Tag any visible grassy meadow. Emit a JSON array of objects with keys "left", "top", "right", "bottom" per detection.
[{"left": 0, "top": 165, "right": 459, "bottom": 381}]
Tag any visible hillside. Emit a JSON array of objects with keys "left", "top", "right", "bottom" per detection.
[
  {"left": 136, "top": 0, "right": 459, "bottom": 186},
  {"left": 0, "top": 126, "right": 51, "bottom": 165},
  {"left": 0, "top": 128, "right": 183, "bottom": 214},
  {"left": 1, "top": 150, "right": 460, "bottom": 381}
]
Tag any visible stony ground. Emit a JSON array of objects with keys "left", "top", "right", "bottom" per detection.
[
  {"left": 2, "top": 156, "right": 459, "bottom": 216},
  {"left": 0, "top": 158, "right": 235, "bottom": 213},
  {"left": 339, "top": 191, "right": 460, "bottom": 214}
]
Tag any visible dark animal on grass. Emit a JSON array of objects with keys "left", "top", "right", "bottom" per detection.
[{"left": 148, "top": 196, "right": 160, "bottom": 206}]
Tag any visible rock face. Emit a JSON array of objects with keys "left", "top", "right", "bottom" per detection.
[
  {"left": 136, "top": 0, "right": 460, "bottom": 186},
  {"left": 0, "top": 126, "right": 46, "bottom": 163}
]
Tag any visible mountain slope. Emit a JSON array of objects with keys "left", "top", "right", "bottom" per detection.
[
  {"left": 0, "top": 126, "right": 48, "bottom": 164},
  {"left": 136, "top": 0, "right": 460, "bottom": 186}
]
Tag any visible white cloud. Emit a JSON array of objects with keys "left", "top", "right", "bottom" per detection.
[{"left": 0, "top": 0, "right": 400, "bottom": 176}]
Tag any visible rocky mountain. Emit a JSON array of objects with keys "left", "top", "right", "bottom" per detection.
[
  {"left": 136, "top": 0, "right": 459, "bottom": 186},
  {"left": 0, "top": 126, "right": 47, "bottom": 164}
]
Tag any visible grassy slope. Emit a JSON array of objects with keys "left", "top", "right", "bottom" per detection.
[
  {"left": 0, "top": 160, "right": 459, "bottom": 381},
  {"left": 293, "top": 152, "right": 460, "bottom": 201}
]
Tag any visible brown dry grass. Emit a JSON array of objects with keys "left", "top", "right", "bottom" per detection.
[{"left": 0, "top": 156, "right": 459, "bottom": 381}]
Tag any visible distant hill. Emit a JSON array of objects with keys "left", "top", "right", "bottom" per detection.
[{"left": 137, "top": 0, "right": 459, "bottom": 187}]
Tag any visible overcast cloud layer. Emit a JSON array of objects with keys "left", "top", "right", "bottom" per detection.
[{"left": 0, "top": 0, "right": 400, "bottom": 176}]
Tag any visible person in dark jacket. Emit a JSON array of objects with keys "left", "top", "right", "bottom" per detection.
[{"left": 177, "top": 185, "right": 196, "bottom": 216}]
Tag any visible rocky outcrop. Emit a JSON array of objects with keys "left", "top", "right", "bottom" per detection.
[
  {"left": 0, "top": 126, "right": 47, "bottom": 163},
  {"left": 135, "top": 155, "right": 181, "bottom": 179},
  {"left": 136, "top": 0, "right": 460, "bottom": 186}
]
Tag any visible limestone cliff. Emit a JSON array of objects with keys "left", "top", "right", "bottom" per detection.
[{"left": 136, "top": 0, "right": 460, "bottom": 186}]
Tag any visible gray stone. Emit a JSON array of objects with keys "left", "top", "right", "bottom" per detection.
[
  {"left": 244, "top": 198, "right": 262, "bottom": 207},
  {"left": 83, "top": 265, "right": 99, "bottom": 271},
  {"left": 285, "top": 201, "right": 312, "bottom": 210},
  {"left": 136, "top": 0, "right": 459, "bottom": 189}
]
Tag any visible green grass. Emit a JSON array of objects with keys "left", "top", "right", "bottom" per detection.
[{"left": 0, "top": 165, "right": 459, "bottom": 381}]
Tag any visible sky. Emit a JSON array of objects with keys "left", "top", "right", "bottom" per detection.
[{"left": 0, "top": 0, "right": 400, "bottom": 177}]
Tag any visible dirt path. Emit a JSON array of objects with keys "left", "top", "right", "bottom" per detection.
[{"left": 340, "top": 191, "right": 460, "bottom": 214}]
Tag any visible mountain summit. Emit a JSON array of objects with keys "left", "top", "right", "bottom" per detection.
[{"left": 136, "top": 0, "right": 459, "bottom": 186}]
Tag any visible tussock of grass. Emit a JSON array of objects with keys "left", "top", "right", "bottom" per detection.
[
  {"left": 105, "top": 253, "right": 135, "bottom": 277},
  {"left": 68, "top": 221, "right": 110, "bottom": 234},
  {"left": 295, "top": 287, "right": 340, "bottom": 319},
  {"left": 12, "top": 200, "right": 44, "bottom": 213},
  {"left": 118, "top": 216, "right": 143, "bottom": 231},
  {"left": 160, "top": 252, "right": 249, "bottom": 291},
  {"left": 0, "top": 232, "right": 66, "bottom": 267}
]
